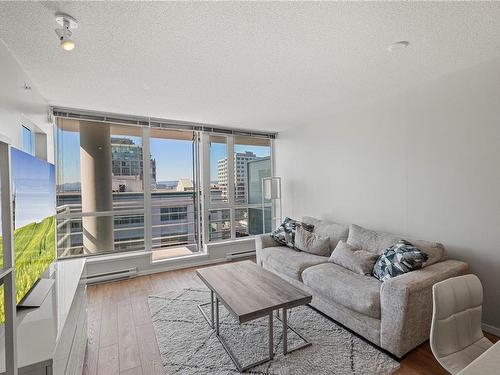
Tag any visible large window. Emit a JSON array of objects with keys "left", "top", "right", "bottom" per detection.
[
  {"left": 150, "top": 129, "right": 200, "bottom": 260},
  {"left": 55, "top": 116, "right": 273, "bottom": 258},
  {"left": 205, "top": 134, "right": 273, "bottom": 242},
  {"left": 22, "top": 126, "right": 33, "bottom": 155},
  {"left": 208, "top": 209, "right": 231, "bottom": 241},
  {"left": 55, "top": 119, "right": 147, "bottom": 257}
]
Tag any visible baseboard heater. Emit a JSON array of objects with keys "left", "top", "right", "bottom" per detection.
[
  {"left": 226, "top": 250, "right": 256, "bottom": 260},
  {"left": 84, "top": 267, "right": 138, "bottom": 284}
]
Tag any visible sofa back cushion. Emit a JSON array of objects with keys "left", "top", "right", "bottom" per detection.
[
  {"left": 347, "top": 224, "right": 401, "bottom": 255},
  {"left": 295, "top": 226, "right": 331, "bottom": 256},
  {"left": 372, "top": 240, "right": 429, "bottom": 281},
  {"left": 410, "top": 239, "right": 446, "bottom": 266},
  {"left": 271, "top": 217, "right": 314, "bottom": 249},
  {"left": 301, "top": 216, "right": 349, "bottom": 255},
  {"left": 347, "top": 224, "right": 447, "bottom": 264},
  {"left": 329, "top": 240, "right": 379, "bottom": 275}
]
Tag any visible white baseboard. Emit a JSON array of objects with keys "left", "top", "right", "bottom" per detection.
[{"left": 482, "top": 322, "right": 500, "bottom": 336}]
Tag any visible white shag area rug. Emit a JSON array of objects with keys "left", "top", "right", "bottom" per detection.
[{"left": 148, "top": 288, "right": 400, "bottom": 375}]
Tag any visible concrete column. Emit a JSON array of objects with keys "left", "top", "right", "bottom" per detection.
[{"left": 79, "top": 121, "right": 114, "bottom": 254}]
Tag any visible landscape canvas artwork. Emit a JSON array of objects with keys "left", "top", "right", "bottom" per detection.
[{"left": 0, "top": 147, "right": 55, "bottom": 323}]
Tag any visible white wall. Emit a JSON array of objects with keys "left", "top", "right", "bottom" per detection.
[
  {"left": 0, "top": 41, "right": 53, "bottom": 161},
  {"left": 276, "top": 57, "right": 500, "bottom": 332}
]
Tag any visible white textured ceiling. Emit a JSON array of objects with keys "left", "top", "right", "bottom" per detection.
[{"left": 1, "top": 1, "right": 500, "bottom": 132}]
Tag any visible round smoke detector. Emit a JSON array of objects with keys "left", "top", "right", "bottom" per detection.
[{"left": 388, "top": 41, "right": 410, "bottom": 52}]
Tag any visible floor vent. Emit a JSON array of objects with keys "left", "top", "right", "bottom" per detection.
[{"left": 84, "top": 267, "right": 138, "bottom": 284}]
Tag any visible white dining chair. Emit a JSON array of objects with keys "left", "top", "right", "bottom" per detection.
[{"left": 430, "top": 274, "right": 493, "bottom": 374}]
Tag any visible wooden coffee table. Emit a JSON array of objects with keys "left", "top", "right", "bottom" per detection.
[{"left": 196, "top": 260, "right": 312, "bottom": 372}]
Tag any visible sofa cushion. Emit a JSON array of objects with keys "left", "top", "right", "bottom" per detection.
[
  {"left": 295, "top": 226, "right": 331, "bottom": 256},
  {"left": 347, "top": 224, "right": 401, "bottom": 255},
  {"left": 373, "top": 240, "right": 429, "bottom": 282},
  {"left": 302, "top": 263, "right": 382, "bottom": 319},
  {"left": 329, "top": 240, "right": 379, "bottom": 275},
  {"left": 259, "top": 246, "right": 329, "bottom": 281},
  {"left": 411, "top": 239, "right": 446, "bottom": 267},
  {"left": 271, "top": 217, "right": 315, "bottom": 249},
  {"left": 302, "top": 216, "right": 349, "bottom": 254}
]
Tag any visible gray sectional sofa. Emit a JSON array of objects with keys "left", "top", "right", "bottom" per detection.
[{"left": 255, "top": 216, "right": 468, "bottom": 358}]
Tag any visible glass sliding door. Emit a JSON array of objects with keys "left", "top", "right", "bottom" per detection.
[{"left": 149, "top": 128, "right": 200, "bottom": 261}]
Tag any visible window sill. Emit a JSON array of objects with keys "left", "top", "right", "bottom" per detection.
[
  {"left": 150, "top": 251, "right": 208, "bottom": 266},
  {"left": 85, "top": 250, "right": 150, "bottom": 264}
]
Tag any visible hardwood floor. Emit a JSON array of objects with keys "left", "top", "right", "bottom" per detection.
[{"left": 83, "top": 261, "right": 498, "bottom": 375}]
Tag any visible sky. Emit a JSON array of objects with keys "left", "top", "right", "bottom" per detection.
[
  {"left": 57, "top": 128, "right": 270, "bottom": 184},
  {"left": 0, "top": 147, "right": 56, "bottom": 236},
  {"left": 57, "top": 128, "right": 81, "bottom": 184},
  {"left": 151, "top": 138, "right": 193, "bottom": 181}
]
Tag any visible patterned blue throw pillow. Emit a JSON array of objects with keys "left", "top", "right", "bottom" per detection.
[
  {"left": 373, "top": 240, "right": 428, "bottom": 282},
  {"left": 271, "top": 217, "right": 314, "bottom": 249}
]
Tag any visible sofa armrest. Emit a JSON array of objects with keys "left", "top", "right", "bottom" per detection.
[
  {"left": 255, "top": 234, "right": 280, "bottom": 250},
  {"left": 380, "top": 259, "right": 469, "bottom": 357},
  {"left": 255, "top": 234, "right": 282, "bottom": 266}
]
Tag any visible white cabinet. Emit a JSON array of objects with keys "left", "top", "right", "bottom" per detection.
[{"left": 0, "top": 259, "right": 87, "bottom": 375}]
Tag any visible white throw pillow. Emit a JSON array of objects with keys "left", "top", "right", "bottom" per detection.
[{"left": 330, "top": 240, "right": 379, "bottom": 275}]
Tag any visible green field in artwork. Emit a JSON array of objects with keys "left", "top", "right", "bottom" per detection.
[{"left": 0, "top": 215, "right": 55, "bottom": 323}]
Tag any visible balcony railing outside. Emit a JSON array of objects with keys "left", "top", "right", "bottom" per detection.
[{"left": 56, "top": 191, "right": 199, "bottom": 258}]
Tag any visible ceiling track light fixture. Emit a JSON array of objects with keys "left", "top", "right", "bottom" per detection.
[{"left": 55, "top": 14, "right": 78, "bottom": 51}]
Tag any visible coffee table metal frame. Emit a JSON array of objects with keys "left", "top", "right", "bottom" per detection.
[{"left": 198, "top": 290, "right": 311, "bottom": 373}]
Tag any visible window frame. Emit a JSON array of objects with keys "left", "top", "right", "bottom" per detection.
[
  {"left": 54, "top": 123, "right": 203, "bottom": 258},
  {"left": 54, "top": 112, "right": 275, "bottom": 257},
  {"left": 201, "top": 133, "right": 274, "bottom": 243}
]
